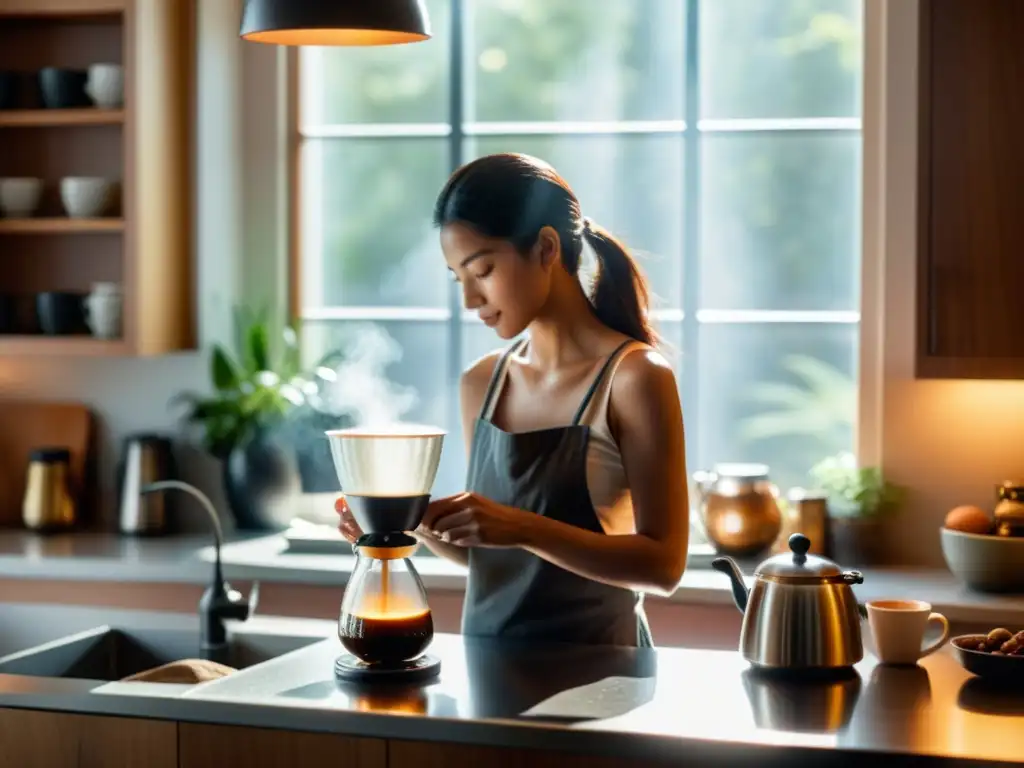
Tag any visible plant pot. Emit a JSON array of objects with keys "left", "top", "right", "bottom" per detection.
[
  {"left": 826, "top": 516, "right": 884, "bottom": 567},
  {"left": 222, "top": 432, "right": 303, "bottom": 531}
]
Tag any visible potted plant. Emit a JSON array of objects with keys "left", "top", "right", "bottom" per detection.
[
  {"left": 809, "top": 452, "right": 904, "bottom": 566},
  {"left": 174, "top": 307, "right": 344, "bottom": 530}
]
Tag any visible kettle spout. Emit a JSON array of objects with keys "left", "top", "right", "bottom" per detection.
[{"left": 710, "top": 556, "right": 749, "bottom": 613}]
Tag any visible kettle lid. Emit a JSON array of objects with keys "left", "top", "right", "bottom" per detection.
[{"left": 755, "top": 533, "right": 842, "bottom": 579}]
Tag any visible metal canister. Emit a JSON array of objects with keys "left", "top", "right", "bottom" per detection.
[
  {"left": 786, "top": 488, "right": 828, "bottom": 555},
  {"left": 22, "top": 447, "right": 76, "bottom": 532}
]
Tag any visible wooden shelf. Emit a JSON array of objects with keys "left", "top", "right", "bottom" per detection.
[
  {"left": 0, "top": 218, "right": 124, "bottom": 234},
  {"left": 0, "top": 109, "right": 124, "bottom": 127},
  {"left": 0, "top": 336, "right": 129, "bottom": 356},
  {"left": 0, "top": 0, "right": 126, "bottom": 16}
]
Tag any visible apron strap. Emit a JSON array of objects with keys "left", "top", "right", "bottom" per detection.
[
  {"left": 571, "top": 340, "right": 638, "bottom": 426},
  {"left": 478, "top": 337, "right": 528, "bottom": 420}
]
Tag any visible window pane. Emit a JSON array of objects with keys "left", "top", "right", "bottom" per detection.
[
  {"left": 299, "top": 0, "right": 450, "bottom": 125},
  {"left": 696, "top": 322, "right": 857, "bottom": 493},
  {"left": 468, "top": 136, "right": 684, "bottom": 308},
  {"left": 700, "top": 0, "right": 863, "bottom": 120},
  {"left": 700, "top": 133, "right": 861, "bottom": 311},
  {"left": 467, "top": 0, "right": 685, "bottom": 122},
  {"left": 301, "top": 138, "right": 450, "bottom": 308}
]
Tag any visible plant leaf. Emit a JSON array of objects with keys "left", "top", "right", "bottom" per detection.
[
  {"left": 211, "top": 345, "right": 242, "bottom": 391},
  {"left": 246, "top": 322, "right": 270, "bottom": 373}
]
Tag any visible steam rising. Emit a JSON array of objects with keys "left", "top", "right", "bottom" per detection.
[{"left": 319, "top": 324, "right": 418, "bottom": 427}]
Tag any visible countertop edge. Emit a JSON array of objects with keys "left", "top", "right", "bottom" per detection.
[{"left": 0, "top": 533, "right": 1022, "bottom": 627}]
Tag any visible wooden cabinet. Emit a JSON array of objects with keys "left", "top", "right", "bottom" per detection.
[
  {"left": 0, "top": 708, "right": 177, "bottom": 767},
  {"left": 0, "top": 710, "right": 688, "bottom": 768},
  {"left": 0, "top": 0, "right": 193, "bottom": 357},
  {"left": 916, "top": 0, "right": 1024, "bottom": 379},
  {"left": 178, "top": 723, "right": 386, "bottom": 768},
  {"left": 388, "top": 740, "right": 672, "bottom": 768}
]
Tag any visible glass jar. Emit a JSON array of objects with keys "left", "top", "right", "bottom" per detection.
[{"left": 338, "top": 534, "right": 433, "bottom": 666}]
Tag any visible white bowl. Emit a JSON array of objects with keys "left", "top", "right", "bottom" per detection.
[
  {"left": 0, "top": 177, "right": 43, "bottom": 217},
  {"left": 940, "top": 527, "right": 1024, "bottom": 593},
  {"left": 60, "top": 177, "right": 117, "bottom": 218}
]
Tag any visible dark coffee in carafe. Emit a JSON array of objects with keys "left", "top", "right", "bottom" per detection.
[{"left": 339, "top": 608, "right": 434, "bottom": 666}]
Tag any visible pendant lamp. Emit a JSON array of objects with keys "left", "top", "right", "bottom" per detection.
[{"left": 240, "top": 0, "right": 431, "bottom": 47}]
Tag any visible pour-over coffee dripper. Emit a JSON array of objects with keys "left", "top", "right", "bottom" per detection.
[{"left": 327, "top": 424, "right": 446, "bottom": 684}]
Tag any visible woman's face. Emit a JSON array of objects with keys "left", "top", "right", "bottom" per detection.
[{"left": 441, "top": 222, "right": 558, "bottom": 340}]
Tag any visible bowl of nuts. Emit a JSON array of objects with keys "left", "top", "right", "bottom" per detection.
[{"left": 951, "top": 629, "right": 1024, "bottom": 684}]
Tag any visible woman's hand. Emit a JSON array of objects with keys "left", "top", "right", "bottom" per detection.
[
  {"left": 421, "top": 492, "right": 532, "bottom": 548},
  {"left": 334, "top": 495, "right": 363, "bottom": 544}
]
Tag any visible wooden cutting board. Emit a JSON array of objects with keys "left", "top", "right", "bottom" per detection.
[{"left": 0, "top": 400, "right": 93, "bottom": 528}]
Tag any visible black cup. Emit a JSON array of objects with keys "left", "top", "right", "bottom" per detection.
[
  {"left": 36, "top": 292, "right": 88, "bottom": 335},
  {"left": 0, "top": 296, "right": 15, "bottom": 333},
  {"left": 0, "top": 294, "right": 40, "bottom": 335},
  {"left": 38, "top": 68, "right": 89, "bottom": 109},
  {"left": 0, "top": 71, "right": 19, "bottom": 110}
]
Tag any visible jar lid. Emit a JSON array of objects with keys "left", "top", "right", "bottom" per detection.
[
  {"left": 755, "top": 533, "right": 842, "bottom": 579},
  {"left": 713, "top": 462, "right": 770, "bottom": 482},
  {"left": 30, "top": 447, "right": 71, "bottom": 464},
  {"left": 787, "top": 487, "right": 828, "bottom": 503}
]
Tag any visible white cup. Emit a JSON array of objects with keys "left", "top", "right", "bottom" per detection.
[
  {"left": 0, "top": 177, "right": 43, "bottom": 217},
  {"left": 866, "top": 599, "right": 950, "bottom": 666},
  {"left": 84, "top": 290, "right": 122, "bottom": 339},
  {"left": 85, "top": 63, "right": 124, "bottom": 108}
]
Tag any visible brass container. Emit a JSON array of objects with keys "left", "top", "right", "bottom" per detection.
[
  {"left": 694, "top": 464, "right": 782, "bottom": 558},
  {"left": 22, "top": 447, "right": 76, "bottom": 532}
]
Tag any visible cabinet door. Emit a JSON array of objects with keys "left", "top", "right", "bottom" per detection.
[
  {"left": 388, "top": 740, "right": 669, "bottom": 768},
  {"left": 0, "top": 708, "right": 176, "bottom": 768},
  {"left": 179, "top": 723, "right": 386, "bottom": 768},
  {"left": 917, "top": 0, "right": 1024, "bottom": 378}
]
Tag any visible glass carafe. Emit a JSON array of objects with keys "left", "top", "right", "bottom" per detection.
[{"left": 338, "top": 548, "right": 433, "bottom": 666}]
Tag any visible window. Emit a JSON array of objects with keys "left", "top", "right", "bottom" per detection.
[{"left": 296, "top": 0, "right": 863, "bottom": 513}]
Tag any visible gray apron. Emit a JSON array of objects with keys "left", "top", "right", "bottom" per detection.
[{"left": 461, "top": 338, "right": 653, "bottom": 648}]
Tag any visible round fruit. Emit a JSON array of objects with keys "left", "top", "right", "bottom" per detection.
[{"left": 944, "top": 505, "right": 993, "bottom": 535}]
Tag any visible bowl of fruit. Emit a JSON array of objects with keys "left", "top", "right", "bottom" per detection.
[
  {"left": 952, "top": 629, "right": 1024, "bottom": 685},
  {"left": 941, "top": 484, "right": 1024, "bottom": 594}
]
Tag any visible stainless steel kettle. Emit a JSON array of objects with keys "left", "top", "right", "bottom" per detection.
[
  {"left": 712, "top": 533, "right": 865, "bottom": 672},
  {"left": 118, "top": 434, "right": 176, "bottom": 535}
]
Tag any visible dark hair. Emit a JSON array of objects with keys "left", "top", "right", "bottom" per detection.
[{"left": 433, "top": 153, "right": 656, "bottom": 345}]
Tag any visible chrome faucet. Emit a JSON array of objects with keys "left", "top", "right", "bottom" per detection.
[{"left": 140, "top": 481, "right": 259, "bottom": 657}]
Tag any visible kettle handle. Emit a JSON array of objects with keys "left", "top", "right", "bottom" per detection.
[{"left": 842, "top": 570, "right": 864, "bottom": 585}]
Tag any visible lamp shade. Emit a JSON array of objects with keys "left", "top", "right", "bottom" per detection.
[{"left": 240, "top": 0, "right": 431, "bottom": 46}]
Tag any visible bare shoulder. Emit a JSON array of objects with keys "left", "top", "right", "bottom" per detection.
[
  {"left": 613, "top": 345, "right": 679, "bottom": 397},
  {"left": 460, "top": 348, "right": 504, "bottom": 415},
  {"left": 608, "top": 345, "right": 682, "bottom": 430}
]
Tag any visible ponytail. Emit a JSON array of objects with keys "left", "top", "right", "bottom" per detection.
[{"left": 582, "top": 218, "right": 657, "bottom": 345}]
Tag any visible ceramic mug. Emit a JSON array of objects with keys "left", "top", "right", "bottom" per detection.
[
  {"left": 85, "top": 63, "right": 124, "bottom": 108},
  {"left": 84, "top": 289, "right": 122, "bottom": 339},
  {"left": 866, "top": 599, "right": 950, "bottom": 666}
]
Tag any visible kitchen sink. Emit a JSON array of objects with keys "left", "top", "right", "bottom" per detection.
[{"left": 0, "top": 625, "right": 320, "bottom": 683}]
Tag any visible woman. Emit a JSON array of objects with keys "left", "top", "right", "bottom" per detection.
[{"left": 337, "top": 153, "right": 689, "bottom": 647}]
